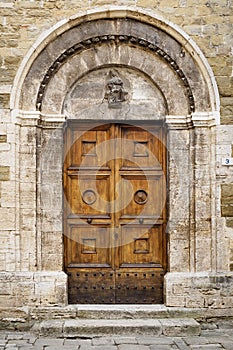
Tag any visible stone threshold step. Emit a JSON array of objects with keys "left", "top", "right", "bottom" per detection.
[
  {"left": 33, "top": 318, "right": 201, "bottom": 337},
  {"left": 29, "top": 304, "right": 227, "bottom": 320}
]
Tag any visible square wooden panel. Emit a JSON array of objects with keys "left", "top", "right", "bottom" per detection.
[
  {"left": 115, "top": 270, "right": 164, "bottom": 304},
  {"left": 120, "top": 126, "right": 162, "bottom": 169},
  {"left": 118, "top": 225, "right": 163, "bottom": 267},
  {"left": 82, "top": 141, "right": 97, "bottom": 156},
  {"left": 67, "top": 225, "right": 111, "bottom": 266},
  {"left": 69, "top": 126, "right": 111, "bottom": 168},
  {"left": 67, "top": 269, "right": 115, "bottom": 304},
  {"left": 133, "top": 141, "right": 149, "bottom": 157},
  {"left": 120, "top": 174, "right": 164, "bottom": 218},
  {"left": 134, "top": 237, "right": 149, "bottom": 254},
  {"left": 68, "top": 174, "right": 111, "bottom": 216}
]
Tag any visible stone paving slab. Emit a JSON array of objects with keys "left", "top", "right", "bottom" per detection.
[
  {"left": 114, "top": 337, "right": 138, "bottom": 344},
  {"left": 92, "top": 337, "right": 115, "bottom": 346},
  {"left": 173, "top": 338, "right": 189, "bottom": 350},
  {"left": 137, "top": 337, "right": 174, "bottom": 345},
  {"left": 149, "top": 346, "right": 175, "bottom": 350},
  {"left": 117, "top": 346, "right": 149, "bottom": 350},
  {"left": 190, "top": 346, "right": 223, "bottom": 350},
  {"left": 0, "top": 330, "right": 232, "bottom": 349}
]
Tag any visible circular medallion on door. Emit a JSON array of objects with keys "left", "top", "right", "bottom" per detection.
[
  {"left": 134, "top": 190, "right": 148, "bottom": 205},
  {"left": 82, "top": 189, "right": 97, "bottom": 205}
]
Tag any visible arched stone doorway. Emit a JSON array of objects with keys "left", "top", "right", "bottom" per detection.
[{"left": 11, "top": 7, "right": 221, "bottom": 307}]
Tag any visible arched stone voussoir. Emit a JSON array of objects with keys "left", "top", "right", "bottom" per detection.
[
  {"left": 17, "top": 15, "right": 214, "bottom": 118},
  {"left": 40, "top": 43, "right": 189, "bottom": 117}
]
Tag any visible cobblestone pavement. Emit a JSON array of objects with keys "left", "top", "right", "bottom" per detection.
[{"left": 0, "top": 329, "right": 233, "bottom": 350}]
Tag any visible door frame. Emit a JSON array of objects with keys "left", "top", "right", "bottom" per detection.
[{"left": 63, "top": 119, "right": 168, "bottom": 304}]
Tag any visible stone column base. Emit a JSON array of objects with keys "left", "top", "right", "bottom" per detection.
[
  {"left": 164, "top": 272, "right": 233, "bottom": 308},
  {"left": 0, "top": 271, "right": 67, "bottom": 307}
]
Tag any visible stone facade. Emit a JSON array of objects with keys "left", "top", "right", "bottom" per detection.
[{"left": 0, "top": 1, "right": 232, "bottom": 311}]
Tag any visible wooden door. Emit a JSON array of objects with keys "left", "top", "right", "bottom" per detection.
[{"left": 63, "top": 121, "right": 167, "bottom": 304}]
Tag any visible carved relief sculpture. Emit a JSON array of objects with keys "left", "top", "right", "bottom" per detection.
[{"left": 105, "top": 71, "right": 128, "bottom": 108}]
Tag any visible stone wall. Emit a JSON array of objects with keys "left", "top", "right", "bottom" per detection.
[
  {"left": 0, "top": 1, "right": 232, "bottom": 309},
  {"left": 217, "top": 126, "right": 233, "bottom": 271},
  {"left": 0, "top": 272, "right": 67, "bottom": 307},
  {"left": 165, "top": 272, "right": 233, "bottom": 308}
]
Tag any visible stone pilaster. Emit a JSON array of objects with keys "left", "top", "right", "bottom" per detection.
[
  {"left": 15, "top": 111, "right": 40, "bottom": 272},
  {"left": 38, "top": 114, "right": 66, "bottom": 272},
  {"left": 166, "top": 115, "right": 194, "bottom": 273},
  {"left": 191, "top": 112, "right": 216, "bottom": 272}
]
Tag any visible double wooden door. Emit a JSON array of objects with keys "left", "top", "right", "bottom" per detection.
[{"left": 63, "top": 121, "right": 167, "bottom": 304}]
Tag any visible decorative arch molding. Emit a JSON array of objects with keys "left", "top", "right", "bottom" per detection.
[
  {"left": 35, "top": 34, "right": 195, "bottom": 114},
  {"left": 10, "top": 6, "right": 220, "bottom": 124}
]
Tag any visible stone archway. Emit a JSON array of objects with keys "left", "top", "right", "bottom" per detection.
[{"left": 10, "top": 7, "right": 221, "bottom": 307}]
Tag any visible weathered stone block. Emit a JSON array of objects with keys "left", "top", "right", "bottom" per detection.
[
  {"left": 39, "top": 319, "right": 64, "bottom": 337},
  {"left": 165, "top": 272, "right": 233, "bottom": 308},
  {"left": 0, "top": 135, "right": 7, "bottom": 143},
  {"left": 0, "top": 272, "right": 67, "bottom": 307},
  {"left": 226, "top": 218, "right": 233, "bottom": 227},
  {"left": 0, "top": 166, "right": 10, "bottom": 181},
  {"left": 0, "top": 208, "right": 15, "bottom": 230},
  {"left": 221, "top": 184, "right": 233, "bottom": 217},
  {"left": 0, "top": 282, "right": 11, "bottom": 295},
  {"left": 0, "top": 95, "right": 10, "bottom": 109},
  {"left": 169, "top": 239, "right": 190, "bottom": 272}
]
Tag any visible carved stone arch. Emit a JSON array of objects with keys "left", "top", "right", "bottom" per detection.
[
  {"left": 37, "top": 34, "right": 195, "bottom": 116},
  {"left": 11, "top": 7, "right": 220, "bottom": 121},
  {"left": 15, "top": 16, "right": 217, "bottom": 120},
  {"left": 11, "top": 7, "right": 222, "bottom": 307}
]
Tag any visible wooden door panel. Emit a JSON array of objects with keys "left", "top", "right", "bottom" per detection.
[
  {"left": 118, "top": 225, "right": 163, "bottom": 267},
  {"left": 67, "top": 173, "right": 111, "bottom": 218},
  {"left": 64, "top": 121, "right": 166, "bottom": 304},
  {"left": 115, "top": 270, "right": 164, "bottom": 303},
  {"left": 67, "top": 269, "right": 115, "bottom": 304},
  {"left": 119, "top": 174, "right": 164, "bottom": 219},
  {"left": 120, "top": 126, "right": 163, "bottom": 169},
  {"left": 70, "top": 126, "right": 112, "bottom": 168},
  {"left": 66, "top": 224, "right": 112, "bottom": 267}
]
